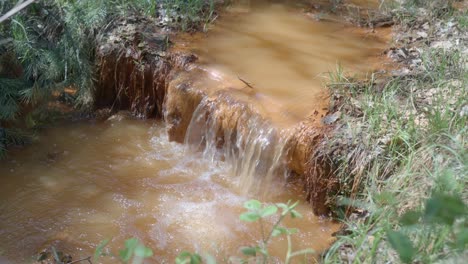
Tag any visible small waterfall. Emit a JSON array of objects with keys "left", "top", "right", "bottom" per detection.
[{"left": 184, "top": 91, "right": 292, "bottom": 195}]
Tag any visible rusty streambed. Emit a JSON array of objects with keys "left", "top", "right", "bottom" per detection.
[{"left": 0, "top": 1, "right": 389, "bottom": 263}]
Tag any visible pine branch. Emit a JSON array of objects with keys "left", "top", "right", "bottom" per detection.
[{"left": 0, "top": 0, "right": 37, "bottom": 24}]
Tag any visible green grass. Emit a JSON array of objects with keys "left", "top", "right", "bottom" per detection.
[
  {"left": 160, "top": 0, "right": 217, "bottom": 31},
  {"left": 456, "top": 10, "right": 468, "bottom": 29},
  {"left": 379, "top": 0, "right": 458, "bottom": 27},
  {"left": 320, "top": 25, "right": 467, "bottom": 264}
]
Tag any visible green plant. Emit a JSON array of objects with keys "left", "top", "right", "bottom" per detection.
[
  {"left": 391, "top": 0, "right": 456, "bottom": 26},
  {"left": 172, "top": 200, "right": 314, "bottom": 264},
  {"left": 319, "top": 8, "right": 467, "bottom": 260},
  {"left": 387, "top": 193, "right": 467, "bottom": 263},
  {"left": 94, "top": 237, "right": 153, "bottom": 264},
  {"left": 175, "top": 252, "right": 217, "bottom": 264},
  {"left": 175, "top": 252, "right": 203, "bottom": 264},
  {"left": 160, "top": 0, "right": 216, "bottom": 31},
  {"left": 236, "top": 200, "right": 314, "bottom": 264},
  {"left": 455, "top": 10, "right": 468, "bottom": 29}
]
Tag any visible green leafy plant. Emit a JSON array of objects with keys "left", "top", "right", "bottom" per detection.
[
  {"left": 94, "top": 237, "right": 153, "bottom": 264},
  {"left": 172, "top": 200, "right": 314, "bottom": 264},
  {"left": 237, "top": 199, "right": 314, "bottom": 264},
  {"left": 387, "top": 193, "right": 467, "bottom": 263},
  {"left": 175, "top": 252, "right": 202, "bottom": 264}
]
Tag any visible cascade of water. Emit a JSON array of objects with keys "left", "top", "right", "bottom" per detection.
[{"left": 184, "top": 92, "right": 292, "bottom": 195}]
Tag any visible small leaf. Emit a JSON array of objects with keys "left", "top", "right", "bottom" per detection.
[
  {"left": 204, "top": 254, "right": 217, "bottom": 264},
  {"left": 424, "top": 194, "right": 466, "bottom": 225},
  {"left": 387, "top": 230, "right": 415, "bottom": 263},
  {"left": 455, "top": 228, "right": 468, "bottom": 250},
  {"left": 176, "top": 252, "right": 202, "bottom": 264},
  {"left": 37, "top": 252, "right": 49, "bottom": 261},
  {"left": 175, "top": 258, "right": 188, "bottom": 264},
  {"left": 175, "top": 252, "right": 191, "bottom": 264},
  {"left": 289, "top": 201, "right": 299, "bottom": 210},
  {"left": 272, "top": 227, "right": 285, "bottom": 237},
  {"left": 258, "top": 247, "right": 268, "bottom": 256},
  {"left": 260, "top": 205, "right": 278, "bottom": 217},
  {"left": 239, "top": 212, "right": 260, "bottom": 222},
  {"left": 287, "top": 228, "right": 298, "bottom": 235},
  {"left": 244, "top": 200, "right": 262, "bottom": 210},
  {"left": 94, "top": 238, "right": 110, "bottom": 261},
  {"left": 290, "top": 210, "right": 302, "bottom": 219},
  {"left": 400, "top": 211, "right": 421, "bottom": 226},
  {"left": 134, "top": 244, "right": 153, "bottom": 258},
  {"left": 177, "top": 252, "right": 191, "bottom": 258},
  {"left": 119, "top": 248, "right": 131, "bottom": 262},
  {"left": 119, "top": 238, "right": 139, "bottom": 261},
  {"left": 240, "top": 247, "right": 257, "bottom": 256},
  {"left": 125, "top": 238, "right": 139, "bottom": 249},
  {"left": 190, "top": 253, "right": 202, "bottom": 264},
  {"left": 271, "top": 229, "right": 281, "bottom": 237},
  {"left": 276, "top": 203, "right": 288, "bottom": 213}
]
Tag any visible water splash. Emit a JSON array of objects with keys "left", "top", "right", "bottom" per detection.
[{"left": 184, "top": 91, "right": 292, "bottom": 195}]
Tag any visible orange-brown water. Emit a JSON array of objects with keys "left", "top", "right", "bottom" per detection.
[
  {"left": 0, "top": 119, "right": 337, "bottom": 263},
  {"left": 0, "top": 1, "right": 390, "bottom": 263},
  {"left": 184, "top": 1, "right": 387, "bottom": 126}
]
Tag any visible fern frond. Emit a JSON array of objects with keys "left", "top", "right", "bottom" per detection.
[{"left": 0, "top": 78, "right": 27, "bottom": 121}]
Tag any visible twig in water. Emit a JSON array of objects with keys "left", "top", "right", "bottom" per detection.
[
  {"left": 238, "top": 75, "right": 254, "bottom": 89},
  {"left": 68, "top": 256, "right": 93, "bottom": 264}
]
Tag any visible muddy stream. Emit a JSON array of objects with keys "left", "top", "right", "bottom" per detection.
[{"left": 0, "top": 1, "right": 388, "bottom": 263}]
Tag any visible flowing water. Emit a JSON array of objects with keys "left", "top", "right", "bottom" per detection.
[
  {"left": 0, "top": 119, "right": 336, "bottom": 263},
  {"left": 183, "top": 1, "right": 388, "bottom": 125},
  {"left": 0, "top": 1, "right": 389, "bottom": 263}
]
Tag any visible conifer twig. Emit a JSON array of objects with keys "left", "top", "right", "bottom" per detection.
[{"left": 0, "top": 0, "right": 37, "bottom": 24}]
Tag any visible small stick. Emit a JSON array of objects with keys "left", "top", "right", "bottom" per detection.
[
  {"left": 0, "top": 0, "right": 37, "bottom": 23},
  {"left": 68, "top": 256, "right": 93, "bottom": 264},
  {"left": 237, "top": 76, "right": 254, "bottom": 89}
]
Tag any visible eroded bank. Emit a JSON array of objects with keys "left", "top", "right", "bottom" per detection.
[{"left": 94, "top": 2, "right": 390, "bottom": 215}]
